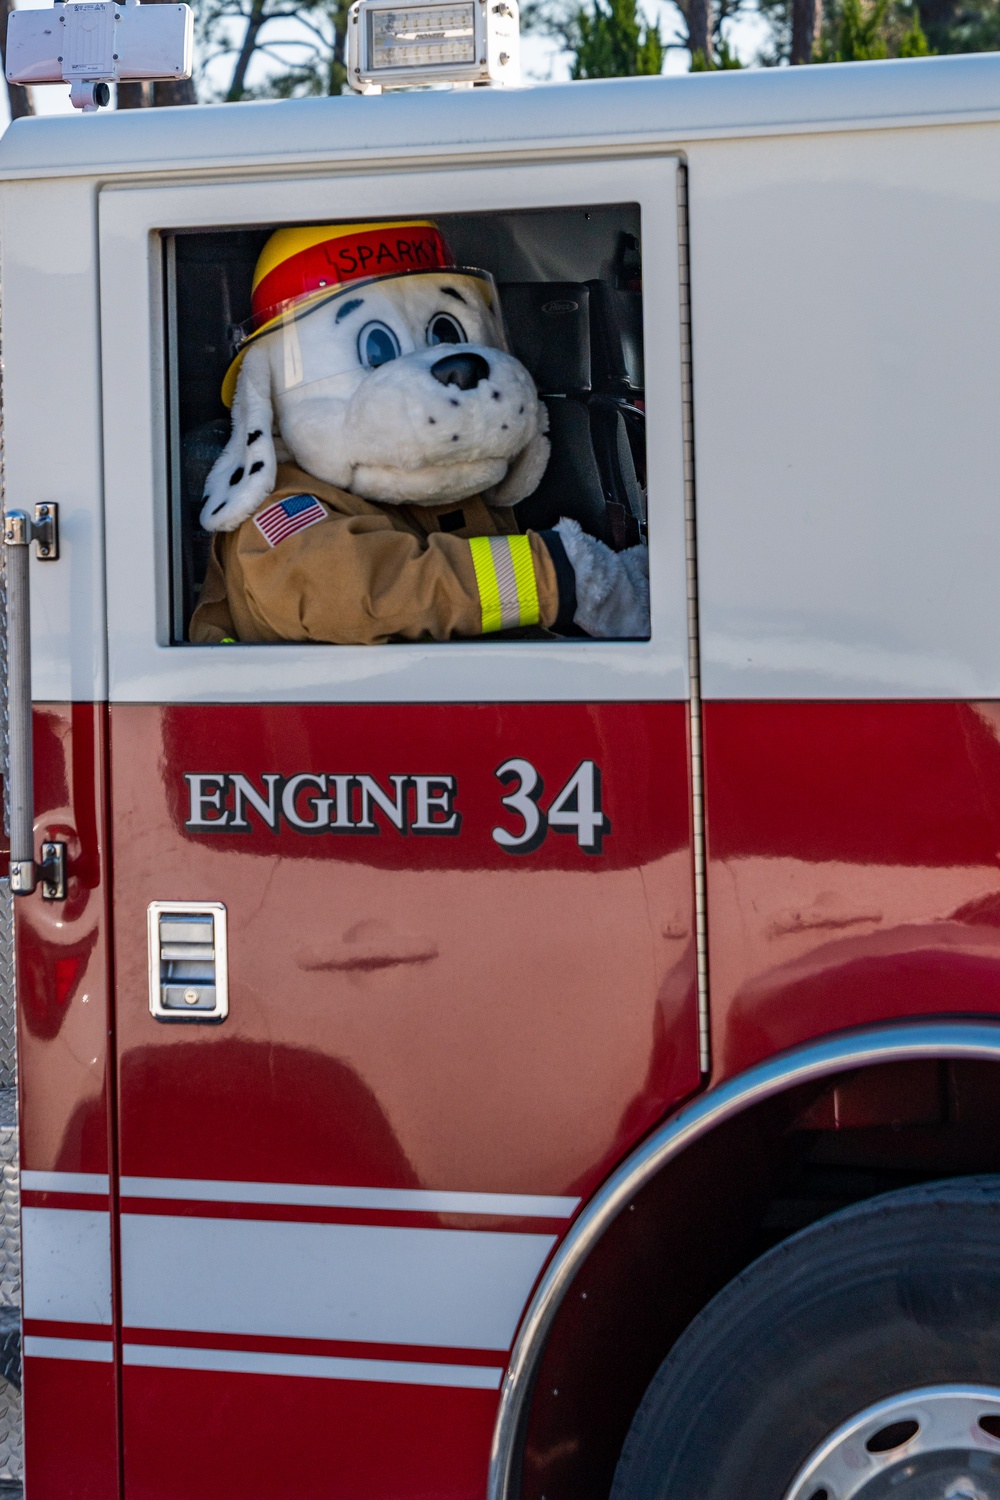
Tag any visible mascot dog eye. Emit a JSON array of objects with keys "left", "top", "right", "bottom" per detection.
[
  {"left": 427, "top": 313, "right": 466, "bottom": 346},
  {"left": 191, "top": 218, "right": 649, "bottom": 647},
  {"left": 358, "top": 322, "right": 401, "bottom": 369}
]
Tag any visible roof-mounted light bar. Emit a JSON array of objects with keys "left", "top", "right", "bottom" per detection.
[
  {"left": 6, "top": 0, "right": 193, "bottom": 112},
  {"left": 346, "top": 0, "right": 520, "bottom": 93}
]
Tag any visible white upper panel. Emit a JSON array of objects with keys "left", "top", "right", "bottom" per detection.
[
  {"left": 8, "top": 59, "right": 1000, "bottom": 702},
  {"left": 99, "top": 157, "right": 688, "bottom": 704},
  {"left": 0, "top": 176, "right": 109, "bottom": 704},
  {"left": 3, "top": 55, "right": 1000, "bottom": 181},
  {"left": 692, "top": 121, "right": 1000, "bottom": 699}
]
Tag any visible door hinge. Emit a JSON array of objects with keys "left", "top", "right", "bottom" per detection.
[{"left": 4, "top": 503, "right": 59, "bottom": 561}]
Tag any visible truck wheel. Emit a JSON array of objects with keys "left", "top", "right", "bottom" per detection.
[{"left": 611, "top": 1177, "right": 1000, "bottom": 1500}]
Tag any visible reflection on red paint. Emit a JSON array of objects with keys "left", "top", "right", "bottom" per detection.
[
  {"left": 704, "top": 701, "right": 1000, "bottom": 1080},
  {"left": 54, "top": 956, "right": 82, "bottom": 1007}
]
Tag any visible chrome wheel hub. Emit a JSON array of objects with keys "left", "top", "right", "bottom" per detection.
[{"left": 784, "top": 1388, "right": 1000, "bottom": 1500}]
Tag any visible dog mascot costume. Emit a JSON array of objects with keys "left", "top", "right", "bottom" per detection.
[{"left": 191, "top": 221, "right": 649, "bottom": 645}]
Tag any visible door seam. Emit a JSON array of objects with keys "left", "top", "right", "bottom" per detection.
[{"left": 676, "top": 161, "right": 711, "bottom": 1077}]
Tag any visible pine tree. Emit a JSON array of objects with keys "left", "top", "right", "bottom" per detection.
[
  {"left": 899, "top": 3, "right": 931, "bottom": 51},
  {"left": 816, "top": 0, "right": 933, "bottom": 57},
  {"left": 835, "top": 0, "right": 890, "bottom": 59},
  {"left": 568, "top": 0, "right": 664, "bottom": 77},
  {"left": 759, "top": 0, "right": 933, "bottom": 61},
  {"left": 525, "top": 0, "right": 747, "bottom": 76}
]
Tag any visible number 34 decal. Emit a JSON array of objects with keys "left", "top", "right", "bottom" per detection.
[{"left": 492, "top": 758, "right": 610, "bottom": 855}]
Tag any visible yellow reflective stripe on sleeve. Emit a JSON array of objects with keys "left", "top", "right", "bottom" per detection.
[
  {"left": 468, "top": 535, "right": 541, "bottom": 634},
  {"left": 469, "top": 536, "right": 504, "bottom": 634}
]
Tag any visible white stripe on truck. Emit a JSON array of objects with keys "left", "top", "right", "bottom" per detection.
[
  {"left": 24, "top": 1336, "right": 114, "bottom": 1363},
  {"left": 122, "top": 1214, "right": 555, "bottom": 1351},
  {"left": 119, "top": 1176, "right": 578, "bottom": 1218},
  {"left": 22, "top": 1170, "right": 110, "bottom": 1195},
  {"left": 123, "top": 1343, "right": 503, "bottom": 1388},
  {"left": 21, "top": 1208, "right": 113, "bottom": 1325}
]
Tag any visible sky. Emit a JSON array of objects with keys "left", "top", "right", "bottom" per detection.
[{"left": 0, "top": 0, "right": 772, "bottom": 129}]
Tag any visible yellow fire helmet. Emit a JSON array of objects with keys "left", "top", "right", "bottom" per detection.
[{"left": 221, "top": 219, "right": 457, "bottom": 407}]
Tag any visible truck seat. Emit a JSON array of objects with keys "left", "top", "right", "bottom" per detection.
[
  {"left": 499, "top": 280, "right": 646, "bottom": 550},
  {"left": 586, "top": 280, "right": 644, "bottom": 400}
]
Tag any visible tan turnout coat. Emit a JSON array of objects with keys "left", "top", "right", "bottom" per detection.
[{"left": 190, "top": 464, "right": 559, "bottom": 645}]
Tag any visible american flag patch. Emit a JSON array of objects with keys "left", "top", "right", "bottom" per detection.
[{"left": 254, "top": 493, "right": 327, "bottom": 547}]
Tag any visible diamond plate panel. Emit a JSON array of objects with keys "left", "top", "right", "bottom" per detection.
[
  {"left": 0, "top": 885, "right": 15, "bottom": 1094},
  {"left": 0, "top": 1134, "right": 19, "bottom": 1317},
  {"left": 0, "top": 1380, "right": 22, "bottom": 1491},
  {"left": 0, "top": 1345, "right": 21, "bottom": 1488}
]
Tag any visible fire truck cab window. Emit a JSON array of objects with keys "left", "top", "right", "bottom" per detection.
[{"left": 167, "top": 204, "right": 648, "bottom": 647}]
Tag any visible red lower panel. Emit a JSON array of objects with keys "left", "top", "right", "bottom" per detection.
[
  {"left": 704, "top": 700, "right": 1000, "bottom": 1079},
  {"left": 108, "top": 701, "right": 699, "bottom": 1500},
  {"left": 122, "top": 1369, "right": 497, "bottom": 1500},
  {"left": 111, "top": 702, "right": 699, "bottom": 1201},
  {"left": 23, "top": 1356, "right": 118, "bottom": 1500}
]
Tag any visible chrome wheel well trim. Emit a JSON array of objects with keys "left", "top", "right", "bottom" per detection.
[{"left": 487, "top": 1019, "right": 1000, "bottom": 1500}]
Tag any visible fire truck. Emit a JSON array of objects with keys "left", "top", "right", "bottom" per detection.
[{"left": 4, "top": 27, "right": 1000, "bottom": 1500}]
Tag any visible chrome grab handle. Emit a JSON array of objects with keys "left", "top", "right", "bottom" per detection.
[
  {"left": 3, "top": 506, "right": 65, "bottom": 900},
  {"left": 147, "top": 903, "right": 229, "bottom": 1022}
]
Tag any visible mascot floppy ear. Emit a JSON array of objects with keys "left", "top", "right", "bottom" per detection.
[
  {"left": 200, "top": 343, "right": 278, "bottom": 533},
  {"left": 486, "top": 405, "right": 550, "bottom": 508}
]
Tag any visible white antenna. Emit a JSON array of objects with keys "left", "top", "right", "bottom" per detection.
[{"left": 6, "top": 0, "right": 194, "bottom": 112}]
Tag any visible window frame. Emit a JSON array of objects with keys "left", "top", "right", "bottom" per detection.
[{"left": 99, "top": 154, "right": 689, "bottom": 704}]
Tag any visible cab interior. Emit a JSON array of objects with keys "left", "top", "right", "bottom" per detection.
[{"left": 165, "top": 202, "right": 646, "bottom": 642}]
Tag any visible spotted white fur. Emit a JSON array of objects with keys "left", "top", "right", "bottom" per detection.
[{"left": 201, "top": 273, "right": 549, "bottom": 533}]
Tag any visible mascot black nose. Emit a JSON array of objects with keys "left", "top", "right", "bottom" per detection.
[{"left": 430, "top": 352, "right": 490, "bottom": 391}]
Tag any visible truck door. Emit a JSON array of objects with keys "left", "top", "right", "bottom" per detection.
[{"left": 99, "top": 154, "right": 699, "bottom": 1500}]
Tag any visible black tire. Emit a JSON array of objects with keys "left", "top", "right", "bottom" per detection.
[{"left": 611, "top": 1176, "right": 1000, "bottom": 1500}]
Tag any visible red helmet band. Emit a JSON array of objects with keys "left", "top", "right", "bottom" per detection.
[{"left": 251, "top": 225, "right": 455, "bottom": 331}]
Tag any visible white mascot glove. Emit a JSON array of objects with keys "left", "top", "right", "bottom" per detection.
[{"left": 554, "top": 517, "right": 650, "bottom": 639}]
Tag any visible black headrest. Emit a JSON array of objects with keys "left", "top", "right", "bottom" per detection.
[{"left": 498, "top": 283, "right": 591, "bottom": 396}]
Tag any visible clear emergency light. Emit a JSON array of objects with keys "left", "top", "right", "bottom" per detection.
[
  {"left": 6, "top": 0, "right": 194, "bottom": 112},
  {"left": 346, "top": 0, "right": 520, "bottom": 92}
]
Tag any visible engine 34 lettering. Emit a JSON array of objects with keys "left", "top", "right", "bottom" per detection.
[
  {"left": 185, "top": 772, "right": 462, "bottom": 836},
  {"left": 184, "top": 760, "right": 610, "bottom": 852}
]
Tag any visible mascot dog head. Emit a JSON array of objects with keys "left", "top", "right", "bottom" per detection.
[{"left": 201, "top": 220, "right": 550, "bottom": 533}]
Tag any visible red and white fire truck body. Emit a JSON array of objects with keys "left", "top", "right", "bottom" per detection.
[{"left": 5, "top": 53, "right": 1000, "bottom": 1500}]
